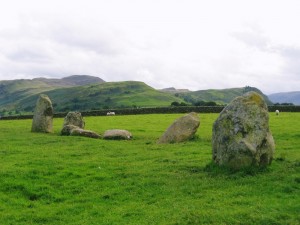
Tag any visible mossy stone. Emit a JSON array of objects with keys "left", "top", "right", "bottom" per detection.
[{"left": 212, "top": 91, "right": 275, "bottom": 170}]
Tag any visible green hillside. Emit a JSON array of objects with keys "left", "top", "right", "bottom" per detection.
[
  {"left": 0, "top": 79, "right": 58, "bottom": 109},
  {"left": 176, "top": 86, "right": 273, "bottom": 105},
  {"left": 0, "top": 75, "right": 104, "bottom": 111},
  {"left": 16, "top": 81, "right": 185, "bottom": 113},
  {"left": 0, "top": 75, "right": 273, "bottom": 115}
]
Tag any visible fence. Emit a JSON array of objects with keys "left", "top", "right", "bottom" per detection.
[{"left": 1, "top": 105, "right": 300, "bottom": 120}]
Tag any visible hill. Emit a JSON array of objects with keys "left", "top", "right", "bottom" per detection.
[
  {"left": 32, "top": 75, "right": 105, "bottom": 86},
  {"left": 175, "top": 86, "right": 273, "bottom": 105},
  {"left": 0, "top": 75, "right": 274, "bottom": 115},
  {"left": 0, "top": 75, "right": 105, "bottom": 111},
  {"left": 268, "top": 91, "right": 300, "bottom": 105},
  {"left": 160, "top": 87, "right": 191, "bottom": 93},
  {"left": 9, "top": 81, "right": 185, "bottom": 113}
]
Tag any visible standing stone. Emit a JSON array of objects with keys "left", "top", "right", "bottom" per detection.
[
  {"left": 157, "top": 112, "right": 200, "bottom": 144},
  {"left": 212, "top": 92, "right": 275, "bottom": 169},
  {"left": 63, "top": 112, "right": 85, "bottom": 129},
  {"left": 31, "top": 94, "right": 53, "bottom": 133}
]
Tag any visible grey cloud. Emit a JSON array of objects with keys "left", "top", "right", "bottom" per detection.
[
  {"left": 7, "top": 48, "right": 51, "bottom": 63},
  {"left": 279, "top": 46, "right": 300, "bottom": 59},
  {"left": 231, "top": 30, "right": 270, "bottom": 51},
  {"left": 49, "top": 24, "right": 124, "bottom": 56},
  {"left": 231, "top": 27, "right": 300, "bottom": 87},
  {"left": 277, "top": 46, "right": 300, "bottom": 78},
  {"left": 0, "top": 18, "right": 130, "bottom": 79}
]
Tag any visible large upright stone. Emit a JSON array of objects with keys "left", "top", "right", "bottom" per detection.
[
  {"left": 157, "top": 112, "right": 200, "bottom": 144},
  {"left": 63, "top": 112, "right": 85, "bottom": 129},
  {"left": 31, "top": 94, "right": 53, "bottom": 133},
  {"left": 212, "top": 92, "right": 275, "bottom": 169}
]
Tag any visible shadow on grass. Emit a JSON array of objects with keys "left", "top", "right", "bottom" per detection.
[{"left": 203, "top": 161, "right": 271, "bottom": 178}]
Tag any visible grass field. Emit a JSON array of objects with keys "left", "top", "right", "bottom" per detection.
[{"left": 0, "top": 113, "right": 299, "bottom": 224}]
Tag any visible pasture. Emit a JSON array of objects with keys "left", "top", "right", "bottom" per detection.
[{"left": 0, "top": 113, "right": 299, "bottom": 224}]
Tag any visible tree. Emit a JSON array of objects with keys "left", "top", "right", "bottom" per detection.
[{"left": 171, "top": 101, "right": 180, "bottom": 107}]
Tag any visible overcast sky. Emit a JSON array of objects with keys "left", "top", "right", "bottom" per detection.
[{"left": 0, "top": 0, "right": 299, "bottom": 94}]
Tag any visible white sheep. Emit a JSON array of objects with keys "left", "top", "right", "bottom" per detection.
[
  {"left": 107, "top": 111, "right": 115, "bottom": 116},
  {"left": 275, "top": 110, "right": 279, "bottom": 116}
]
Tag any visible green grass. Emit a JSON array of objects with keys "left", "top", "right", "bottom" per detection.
[{"left": 0, "top": 113, "right": 299, "bottom": 224}]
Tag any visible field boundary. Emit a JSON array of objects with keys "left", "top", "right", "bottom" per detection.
[{"left": 1, "top": 105, "right": 300, "bottom": 120}]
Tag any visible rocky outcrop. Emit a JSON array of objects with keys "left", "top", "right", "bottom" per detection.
[
  {"left": 212, "top": 91, "right": 275, "bottom": 169},
  {"left": 31, "top": 94, "right": 53, "bottom": 133},
  {"left": 157, "top": 112, "right": 200, "bottom": 144},
  {"left": 103, "top": 129, "right": 132, "bottom": 140}
]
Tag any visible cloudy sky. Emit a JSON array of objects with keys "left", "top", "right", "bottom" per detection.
[{"left": 0, "top": 0, "right": 299, "bottom": 94}]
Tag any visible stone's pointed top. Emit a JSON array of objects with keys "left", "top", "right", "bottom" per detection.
[
  {"left": 36, "top": 94, "right": 52, "bottom": 104},
  {"left": 39, "top": 93, "right": 50, "bottom": 98},
  {"left": 242, "top": 91, "right": 267, "bottom": 107}
]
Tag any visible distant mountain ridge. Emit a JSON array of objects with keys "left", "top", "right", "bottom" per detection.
[
  {"left": 33, "top": 75, "right": 105, "bottom": 86},
  {"left": 0, "top": 75, "right": 276, "bottom": 114},
  {"left": 160, "top": 87, "right": 191, "bottom": 93},
  {"left": 0, "top": 76, "right": 185, "bottom": 113},
  {"left": 0, "top": 75, "right": 105, "bottom": 111},
  {"left": 175, "top": 86, "right": 273, "bottom": 106},
  {"left": 268, "top": 91, "right": 300, "bottom": 105}
]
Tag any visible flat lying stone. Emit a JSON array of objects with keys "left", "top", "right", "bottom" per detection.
[
  {"left": 70, "top": 127, "right": 101, "bottom": 139},
  {"left": 61, "top": 125, "right": 100, "bottom": 139},
  {"left": 61, "top": 125, "right": 78, "bottom": 136},
  {"left": 103, "top": 129, "right": 132, "bottom": 140}
]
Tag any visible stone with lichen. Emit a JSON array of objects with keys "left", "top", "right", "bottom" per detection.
[
  {"left": 63, "top": 112, "right": 85, "bottom": 128},
  {"left": 212, "top": 91, "right": 275, "bottom": 169}
]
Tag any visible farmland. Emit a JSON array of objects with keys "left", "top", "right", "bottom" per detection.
[{"left": 0, "top": 113, "right": 299, "bottom": 224}]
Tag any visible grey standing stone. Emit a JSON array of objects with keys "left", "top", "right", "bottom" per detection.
[
  {"left": 63, "top": 112, "right": 85, "bottom": 129},
  {"left": 31, "top": 94, "right": 53, "bottom": 133},
  {"left": 212, "top": 91, "right": 275, "bottom": 169},
  {"left": 157, "top": 112, "right": 200, "bottom": 144}
]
